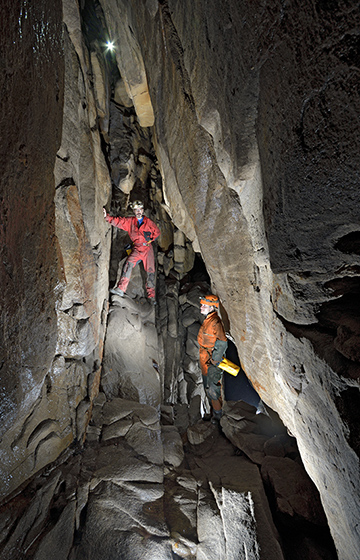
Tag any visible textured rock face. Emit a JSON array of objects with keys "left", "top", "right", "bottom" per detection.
[
  {"left": 97, "top": 1, "right": 360, "bottom": 558},
  {"left": 0, "top": 0, "right": 111, "bottom": 497},
  {"left": 102, "top": 290, "right": 161, "bottom": 407},
  {"left": 0, "top": 0, "right": 64, "bottom": 495}
]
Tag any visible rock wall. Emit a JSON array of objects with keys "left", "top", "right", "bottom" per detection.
[
  {"left": 98, "top": 1, "right": 360, "bottom": 558},
  {"left": 0, "top": 0, "right": 65, "bottom": 496},
  {"left": 0, "top": 0, "right": 111, "bottom": 498}
]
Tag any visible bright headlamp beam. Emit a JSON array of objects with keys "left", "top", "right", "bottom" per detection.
[{"left": 106, "top": 41, "right": 115, "bottom": 51}]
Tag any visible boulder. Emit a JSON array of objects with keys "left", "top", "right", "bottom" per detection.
[
  {"left": 162, "top": 426, "right": 184, "bottom": 468},
  {"left": 90, "top": 441, "right": 163, "bottom": 488}
]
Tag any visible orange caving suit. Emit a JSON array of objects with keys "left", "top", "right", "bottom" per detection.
[
  {"left": 197, "top": 311, "right": 228, "bottom": 403},
  {"left": 105, "top": 213, "right": 160, "bottom": 298}
]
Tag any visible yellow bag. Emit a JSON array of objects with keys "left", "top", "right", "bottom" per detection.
[{"left": 218, "top": 358, "right": 240, "bottom": 377}]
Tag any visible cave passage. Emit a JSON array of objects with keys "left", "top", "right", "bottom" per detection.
[
  {"left": 1, "top": 0, "right": 358, "bottom": 558},
  {"left": 224, "top": 337, "right": 261, "bottom": 409}
]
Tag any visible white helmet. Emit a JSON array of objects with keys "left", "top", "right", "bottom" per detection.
[{"left": 132, "top": 200, "right": 144, "bottom": 209}]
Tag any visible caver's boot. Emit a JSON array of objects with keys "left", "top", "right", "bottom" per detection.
[
  {"left": 146, "top": 288, "right": 156, "bottom": 305},
  {"left": 110, "top": 287, "right": 124, "bottom": 297},
  {"left": 256, "top": 400, "right": 270, "bottom": 416},
  {"left": 211, "top": 409, "right": 223, "bottom": 424}
]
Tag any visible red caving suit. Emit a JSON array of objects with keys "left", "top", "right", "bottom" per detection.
[{"left": 105, "top": 214, "right": 160, "bottom": 298}]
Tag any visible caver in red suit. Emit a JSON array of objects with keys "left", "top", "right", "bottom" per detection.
[{"left": 104, "top": 204, "right": 160, "bottom": 299}]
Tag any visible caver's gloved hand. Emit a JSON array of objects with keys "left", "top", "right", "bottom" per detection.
[{"left": 211, "top": 339, "right": 228, "bottom": 366}]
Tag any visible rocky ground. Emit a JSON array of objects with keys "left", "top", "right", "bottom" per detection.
[{"left": 0, "top": 395, "right": 336, "bottom": 560}]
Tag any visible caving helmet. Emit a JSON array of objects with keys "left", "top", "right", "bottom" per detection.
[
  {"left": 200, "top": 294, "right": 219, "bottom": 308},
  {"left": 131, "top": 200, "right": 144, "bottom": 209}
]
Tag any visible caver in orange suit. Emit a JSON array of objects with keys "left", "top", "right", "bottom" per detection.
[
  {"left": 197, "top": 306, "right": 227, "bottom": 410},
  {"left": 105, "top": 213, "right": 160, "bottom": 298}
]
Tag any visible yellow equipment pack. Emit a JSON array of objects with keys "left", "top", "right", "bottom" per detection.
[{"left": 218, "top": 357, "right": 240, "bottom": 377}]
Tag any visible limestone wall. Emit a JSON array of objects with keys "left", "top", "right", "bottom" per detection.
[
  {"left": 0, "top": 0, "right": 111, "bottom": 499},
  {"left": 0, "top": 0, "right": 65, "bottom": 497}
]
